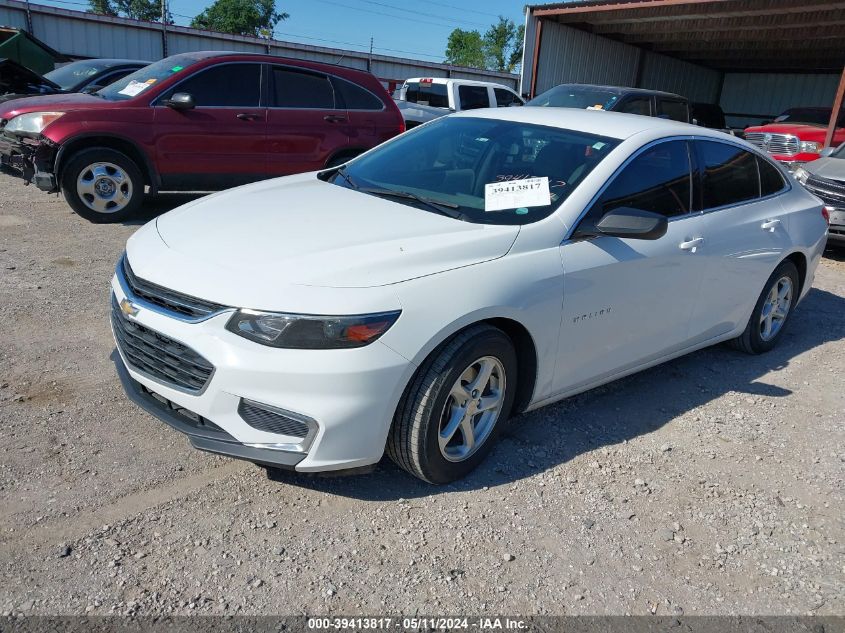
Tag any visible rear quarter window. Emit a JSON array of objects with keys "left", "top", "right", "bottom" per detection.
[{"left": 758, "top": 156, "right": 787, "bottom": 197}]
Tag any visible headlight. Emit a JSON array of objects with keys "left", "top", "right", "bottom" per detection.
[
  {"left": 793, "top": 167, "right": 809, "bottom": 184},
  {"left": 799, "top": 140, "right": 821, "bottom": 154},
  {"left": 226, "top": 309, "right": 401, "bottom": 349},
  {"left": 4, "top": 111, "right": 65, "bottom": 134}
]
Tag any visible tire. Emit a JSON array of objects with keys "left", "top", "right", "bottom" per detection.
[
  {"left": 386, "top": 324, "right": 518, "bottom": 484},
  {"left": 325, "top": 152, "right": 361, "bottom": 169},
  {"left": 729, "top": 259, "right": 800, "bottom": 355},
  {"left": 60, "top": 148, "right": 144, "bottom": 223}
]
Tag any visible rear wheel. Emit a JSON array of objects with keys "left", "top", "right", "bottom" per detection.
[
  {"left": 61, "top": 148, "right": 144, "bottom": 223},
  {"left": 729, "top": 260, "right": 799, "bottom": 354},
  {"left": 386, "top": 325, "right": 517, "bottom": 484}
]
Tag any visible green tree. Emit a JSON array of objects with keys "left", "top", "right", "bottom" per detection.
[
  {"left": 88, "top": 0, "right": 166, "bottom": 21},
  {"left": 483, "top": 16, "right": 524, "bottom": 73},
  {"left": 191, "top": 0, "right": 289, "bottom": 37},
  {"left": 444, "top": 28, "right": 485, "bottom": 69}
]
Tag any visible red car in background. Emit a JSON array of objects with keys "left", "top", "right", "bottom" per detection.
[
  {"left": 0, "top": 52, "right": 404, "bottom": 222},
  {"left": 744, "top": 106, "right": 845, "bottom": 171}
]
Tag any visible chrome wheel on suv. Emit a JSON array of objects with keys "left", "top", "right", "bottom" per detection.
[
  {"left": 61, "top": 147, "right": 144, "bottom": 223},
  {"left": 76, "top": 162, "right": 134, "bottom": 214}
]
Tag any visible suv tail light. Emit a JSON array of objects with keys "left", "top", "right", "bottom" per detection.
[{"left": 822, "top": 206, "right": 832, "bottom": 225}]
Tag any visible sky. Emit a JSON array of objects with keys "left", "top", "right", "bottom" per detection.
[{"left": 36, "top": 0, "right": 527, "bottom": 64}]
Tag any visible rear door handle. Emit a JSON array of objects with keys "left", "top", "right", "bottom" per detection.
[
  {"left": 679, "top": 237, "right": 704, "bottom": 252},
  {"left": 761, "top": 219, "right": 782, "bottom": 232},
  {"left": 236, "top": 113, "right": 260, "bottom": 121},
  {"left": 324, "top": 115, "right": 347, "bottom": 123}
]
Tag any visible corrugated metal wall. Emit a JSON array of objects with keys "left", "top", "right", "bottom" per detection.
[
  {"left": 0, "top": 0, "right": 519, "bottom": 87},
  {"left": 720, "top": 73, "right": 842, "bottom": 128},
  {"left": 531, "top": 20, "right": 721, "bottom": 102}
]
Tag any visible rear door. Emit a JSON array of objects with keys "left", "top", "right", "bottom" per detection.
[
  {"left": 265, "top": 64, "right": 350, "bottom": 176},
  {"left": 153, "top": 61, "right": 266, "bottom": 189},
  {"left": 331, "top": 75, "right": 395, "bottom": 150},
  {"left": 688, "top": 140, "right": 792, "bottom": 340}
]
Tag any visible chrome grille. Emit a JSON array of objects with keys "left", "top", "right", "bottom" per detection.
[
  {"left": 111, "top": 295, "right": 214, "bottom": 393},
  {"left": 805, "top": 174, "right": 845, "bottom": 209},
  {"left": 122, "top": 256, "right": 227, "bottom": 320},
  {"left": 238, "top": 400, "right": 311, "bottom": 439},
  {"left": 745, "top": 133, "right": 799, "bottom": 157}
]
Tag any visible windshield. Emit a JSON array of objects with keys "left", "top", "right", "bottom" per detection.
[
  {"left": 44, "top": 60, "right": 117, "bottom": 91},
  {"left": 96, "top": 54, "right": 204, "bottom": 101},
  {"left": 774, "top": 108, "right": 834, "bottom": 126},
  {"left": 328, "top": 116, "right": 620, "bottom": 225},
  {"left": 527, "top": 85, "right": 620, "bottom": 111}
]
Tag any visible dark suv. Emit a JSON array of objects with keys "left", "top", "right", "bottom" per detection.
[
  {"left": 0, "top": 52, "right": 404, "bottom": 222},
  {"left": 526, "top": 83, "right": 690, "bottom": 123}
]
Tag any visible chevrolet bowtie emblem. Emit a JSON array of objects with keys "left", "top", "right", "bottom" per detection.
[{"left": 120, "top": 297, "right": 139, "bottom": 317}]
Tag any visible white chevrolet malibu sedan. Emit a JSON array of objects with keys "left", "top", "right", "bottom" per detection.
[{"left": 111, "top": 108, "right": 828, "bottom": 483}]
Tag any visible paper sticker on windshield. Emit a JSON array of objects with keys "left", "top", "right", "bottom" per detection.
[
  {"left": 485, "top": 177, "right": 551, "bottom": 212},
  {"left": 118, "top": 80, "right": 151, "bottom": 97}
]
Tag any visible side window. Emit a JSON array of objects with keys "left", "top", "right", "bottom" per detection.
[
  {"left": 617, "top": 97, "right": 651, "bottom": 117},
  {"left": 698, "top": 141, "right": 759, "bottom": 209},
  {"left": 758, "top": 156, "right": 786, "bottom": 197},
  {"left": 332, "top": 77, "right": 383, "bottom": 110},
  {"left": 657, "top": 99, "right": 689, "bottom": 122},
  {"left": 494, "top": 88, "right": 521, "bottom": 108},
  {"left": 582, "top": 140, "right": 692, "bottom": 226},
  {"left": 458, "top": 85, "right": 490, "bottom": 110},
  {"left": 271, "top": 67, "right": 335, "bottom": 109},
  {"left": 163, "top": 63, "right": 260, "bottom": 107}
]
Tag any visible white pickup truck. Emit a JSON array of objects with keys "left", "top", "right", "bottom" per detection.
[{"left": 395, "top": 77, "right": 524, "bottom": 128}]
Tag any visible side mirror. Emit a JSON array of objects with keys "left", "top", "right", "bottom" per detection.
[
  {"left": 162, "top": 92, "right": 195, "bottom": 110},
  {"left": 594, "top": 207, "right": 668, "bottom": 240},
  {"left": 820, "top": 147, "right": 836, "bottom": 158}
]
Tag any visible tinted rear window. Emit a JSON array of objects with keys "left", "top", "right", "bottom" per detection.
[
  {"left": 698, "top": 141, "right": 759, "bottom": 209},
  {"left": 458, "top": 85, "right": 489, "bottom": 110},
  {"left": 272, "top": 67, "right": 335, "bottom": 109},
  {"left": 758, "top": 156, "right": 786, "bottom": 197},
  {"left": 333, "top": 77, "right": 383, "bottom": 110},
  {"left": 404, "top": 81, "right": 449, "bottom": 108}
]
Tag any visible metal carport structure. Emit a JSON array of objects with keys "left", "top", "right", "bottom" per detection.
[{"left": 520, "top": 0, "right": 845, "bottom": 147}]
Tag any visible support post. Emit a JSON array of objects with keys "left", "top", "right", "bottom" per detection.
[
  {"left": 824, "top": 64, "right": 845, "bottom": 149},
  {"left": 161, "top": 0, "right": 168, "bottom": 58},
  {"left": 529, "top": 17, "right": 543, "bottom": 99}
]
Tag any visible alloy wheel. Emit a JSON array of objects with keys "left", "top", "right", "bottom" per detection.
[
  {"left": 759, "top": 275, "right": 793, "bottom": 341},
  {"left": 76, "top": 162, "right": 134, "bottom": 214},
  {"left": 438, "top": 356, "right": 506, "bottom": 462}
]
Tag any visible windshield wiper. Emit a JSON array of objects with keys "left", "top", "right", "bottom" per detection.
[
  {"left": 361, "top": 187, "right": 463, "bottom": 220},
  {"left": 334, "top": 166, "right": 359, "bottom": 190}
]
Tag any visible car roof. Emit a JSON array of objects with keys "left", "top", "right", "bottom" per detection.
[
  {"left": 451, "top": 106, "right": 721, "bottom": 141},
  {"left": 544, "top": 83, "right": 686, "bottom": 100},
  {"left": 63, "top": 58, "right": 150, "bottom": 66},
  {"left": 404, "top": 77, "right": 512, "bottom": 89}
]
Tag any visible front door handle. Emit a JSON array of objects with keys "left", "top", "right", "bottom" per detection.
[
  {"left": 324, "top": 115, "right": 347, "bottom": 123},
  {"left": 679, "top": 237, "right": 704, "bottom": 252},
  {"left": 761, "top": 219, "right": 782, "bottom": 232},
  {"left": 236, "top": 113, "right": 260, "bottom": 121}
]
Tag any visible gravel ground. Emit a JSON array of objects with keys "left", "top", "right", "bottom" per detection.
[{"left": 0, "top": 173, "right": 843, "bottom": 617}]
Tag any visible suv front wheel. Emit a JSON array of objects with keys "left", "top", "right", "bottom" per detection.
[{"left": 61, "top": 148, "right": 144, "bottom": 223}]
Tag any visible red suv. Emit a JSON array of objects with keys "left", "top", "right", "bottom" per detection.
[{"left": 0, "top": 52, "right": 404, "bottom": 222}]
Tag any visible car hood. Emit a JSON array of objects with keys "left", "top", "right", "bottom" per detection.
[
  {"left": 0, "top": 58, "right": 62, "bottom": 96},
  {"left": 745, "top": 123, "right": 830, "bottom": 139},
  {"left": 0, "top": 92, "right": 105, "bottom": 119},
  {"left": 805, "top": 157, "right": 845, "bottom": 181},
  {"left": 154, "top": 174, "right": 520, "bottom": 289}
]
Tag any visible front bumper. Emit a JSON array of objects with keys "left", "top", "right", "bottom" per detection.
[
  {"left": 110, "top": 272, "right": 415, "bottom": 473},
  {"left": 0, "top": 131, "right": 58, "bottom": 191},
  {"left": 827, "top": 209, "right": 845, "bottom": 245}
]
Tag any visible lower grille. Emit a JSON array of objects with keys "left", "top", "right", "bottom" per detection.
[
  {"left": 238, "top": 399, "right": 311, "bottom": 439},
  {"left": 111, "top": 295, "right": 214, "bottom": 393},
  {"left": 745, "top": 132, "right": 799, "bottom": 157},
  {"left": 805, "top": 175, "right": 845, "bottom": 209}
]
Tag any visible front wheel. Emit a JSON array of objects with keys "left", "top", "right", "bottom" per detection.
[
  {"left": 61, "top": 148, "right": 144, "bottom": 223},
  {"left": 386, "top": 324, "right": 517, "bottom": 484},
  {"left": 729, "top": 259, "right": 800, "bottom": 354}
]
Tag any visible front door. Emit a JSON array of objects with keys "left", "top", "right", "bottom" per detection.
[
  {"left": 153, "top": 62, "right": 266, "bottom": 190},
  {"left": 555, "top": 139, "right": 708, "bottom": 394},
  {"left": 265, "top": 64, "right": 350, "bottom": 176}
]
